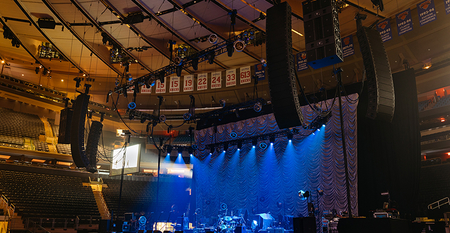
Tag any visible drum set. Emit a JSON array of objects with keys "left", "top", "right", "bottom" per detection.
[{"left": 217, "top": 215, "right": 245, "bottom": 233}]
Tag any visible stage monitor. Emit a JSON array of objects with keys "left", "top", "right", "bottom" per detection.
[{"left": 110, "top": 144, "right": 141, "bottom": 176}]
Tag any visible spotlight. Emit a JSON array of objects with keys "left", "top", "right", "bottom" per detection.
[
  {"left": 252, "top": 138, "right": 257, "bottom": 148},
  {"left": 128, "top": 102, "right": 136, "bottom": 110},
  {"left": 298, "top": 190, "right": 310, "bottom": 200},
  {"left": 223, "top": 143, "right": 228, "bottom": 152},
  {"left": 219, "top": 99, "right": 226, "bottom": 108},
  {"left": 208, "top": 34, "right": 218, "bottom": 44},
  {"left": 167, "top": 145, "right": 173, "bottom": 155},
  {"left": 183, "top": 112, "right": 192, "bottom": 121},
  {"left": 209, "top": 145, "right": 214, "bottom": 155},
  {"left": 173, "top": 56, "right": 182, "bottom": 65},
  {"left": 178, "top": 147, "right": 183, "bottom": 155},
  {"left": 270, "top": 135, "right": 275, "bottom": 145},
  {"left": 287, "top": 132, "right": 293, "bottom": 141},
  {"left": 159, "top": 115, "right": 166, "bottom": 123},
  {"left": 237, "top": 141, "right": 242, "bottom": 151},
  {"left": 192, "top": 56, "right": 199, "bottom": 70},
  {"left": 230, "top": 132, "right": 237, "bottom": 138},
  {"left": 318, "top": 189, "right": 324, "bottom": 196},
  {"left": 234, "top": 40, "right": 246, "bottom": 52},
  {"left": 259, "top": 142, "right": 267, "bottom": 149},
  {"left": 253, "top": 102, "right": 262, "bottom": 113},
  {"left": 188, "top": 146, "right": 194, "bottom": 155}
]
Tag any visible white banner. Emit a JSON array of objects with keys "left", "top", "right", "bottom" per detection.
[
  {"left": 155, "top": 77, "right": 166, "bottom": 94},
  {"left": 169, "top": 76, "right": 180, "bottom": 93},
  {"left": 211, "top": 71, "right": 222, "bottom": 89},
  {"left": 197, "top": 73, "right": 208, "bottom": 91},
  {"left": 141, "top": 85, "right": 152, "bottom": 94},
  {"left": 240, "top": 66, "right": 251, "bottom": 85},
  {"left": 183, "top": 75, "right": 194, "bottom": 92},
  {"left": 226, "top": 69, "right": 236, "bottom": 87},
  {"left": 127, "top": 85, "right": 135, "bottom": 94}
]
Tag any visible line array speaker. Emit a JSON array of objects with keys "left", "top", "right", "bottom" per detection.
[
  {"left": 293, "top": 217, "right": 316, "bottom": 233},
  {"left": 70, "top": 93, "right": 90, "bottom": 168},
  {"left": 303, "top": 0, "right": 343, "bottom": 69},
  {"left": 266, "top": 2, "right": 304, "bottom": 129},
  {"left": 58, "top": 107, "right": 73, "bottom": 144},
  {"left": 356, "top": 26, "right": 395, "bottom": 122},
  {"left": 85, "top": 120, "right": 103, "bottom": 173}
]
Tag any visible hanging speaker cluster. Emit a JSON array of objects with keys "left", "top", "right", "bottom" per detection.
[{"left": 303, "top": 0, "right": 343, "bottom": 69}]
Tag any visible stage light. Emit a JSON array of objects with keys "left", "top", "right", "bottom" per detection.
[
  {"left": 176, "top": 65, "right": 182, "bottom": 77},
  {"left": 178, "top": 147, "right": 183, "bottom": 156},
  {"left": 219, "top": 99, "right": 226, "bottom": 108},
  {"left": 167, "top": 145, "right": 173, "bottom": 155},
  {"left": 318, "top": 189, "right": 324, "bottom": 196},
  {"left": 252, "top": 138, "right": 257, "bottom": 148},
  {"left": 287, "top": 132, "right": 293, "bottom": 141},
  {"left": 230, "top": 132, "right": 237, "bottom": 138},
  {"left": 259, "top": 142, "right": 267, "bottom": 149},
  {"left": 208, "top": 34, "right": 218, "bottom": 44},
  {"left": 188, "top": 147, "right": 194, "bottom": 155},
  {"left": 227, "top": 42, "right": 234, "bottom": 57},
  {"left": 270, "top": 135, "right": 275, "bottom": 145},
  {"left": 223, "top": 143, "right": 228, "bottom": 152},
  {"left": 234, "top": 40, "right": 246, "bottom": 52},
  {"left": 237, "top": 141, "right": 242, "bottom": 151},
  {"left": 253, "top": 102, "right": 262, "bottom": 113},
  {"left": 183, "top": 112, "right": 192, "bottom": 121},
  {"left": 298, "top": 190, "right": 310, "bottom": 200}
]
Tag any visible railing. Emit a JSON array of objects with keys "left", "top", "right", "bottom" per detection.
[
  {"left": 24, "top": 215, "right": 100, "bottom": 231},
  {"left": 428, "top": 197, "right": 450, "bottom": 210},
  {"left": 1, "top": 194, "right": 15, "bottom": 233}
]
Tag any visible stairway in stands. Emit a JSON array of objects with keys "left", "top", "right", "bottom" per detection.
[
  {"left": 93, "top": 191, "right": 111, "bottom": 220},
  {"left": 39, "top": 117, "right": 57, "bottom": 153}
]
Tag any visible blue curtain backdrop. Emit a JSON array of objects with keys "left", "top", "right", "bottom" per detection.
[{"left": 193, "top": 94, "right": 358, "bottom": 220}]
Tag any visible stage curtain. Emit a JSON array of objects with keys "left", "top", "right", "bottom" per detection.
[{"left": 193, "top": 94, "right": 359, "bottom": 220}]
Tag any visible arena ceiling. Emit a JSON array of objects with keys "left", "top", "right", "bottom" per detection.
[{"left": 0, "top": 0, "right": 448, "bottom": 132}]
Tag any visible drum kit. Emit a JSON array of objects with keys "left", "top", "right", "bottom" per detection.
[{"left": 217, "top": 215, "right": 245, "bottom": 233}]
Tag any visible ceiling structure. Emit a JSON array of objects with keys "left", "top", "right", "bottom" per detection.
[{"left": 0, "top": 0, "right": 448, "bottom": 133}]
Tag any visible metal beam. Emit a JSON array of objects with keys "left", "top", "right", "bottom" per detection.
[{"left": 132, "top": 0, "right": 228, "bottom": 70}]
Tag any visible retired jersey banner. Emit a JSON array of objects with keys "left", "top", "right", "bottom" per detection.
[
  {"left": 197, "top": 73, "right": 208, "bottom": 91},
  {"left": 296, "top": 52, "right": 308, "bottom": 71},
  {"left": 211, "top": 71, "right": 222, "bottom": 89},
  {"left": 342, "top": 35, "right": 355, "bottom": 58},
  {"left": 226, "top": 69, "right": 236, "bottom": 87},
  {"left": 417, "top": 0, "right": 436, "bottom": 26},
  {"left": 169, "top": 76, "right": 180, "bottom": 93},
  {"left": 141, "top": 85, "right": 152, "bottom": 94},
  {"left": 155, "top": 77, "right": 166, "bottom": 94},
  {"left": 254, "top": 63, "right": 265, "bottom": 80},
  {"left": 445, "top": 0, "right": 450, "bottom": 14},
  {"left": 396, "top": 9, "right": 413, "bottom": 36},
  {"left": 183, "top": 75, "right": 194, "bottom": 92},
  {"left": 240, "top": 66, "right": 251, "bottom": 85},
  {"left": 377, "top": 18, "right": 393, "bottom": 42}
]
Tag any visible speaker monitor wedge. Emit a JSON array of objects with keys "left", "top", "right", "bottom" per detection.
[
  {"left": 266, "top": 2, "right": 304, "bottom": 129},
  {"left": 356, "top": 26, "right": 395, "bottom": 122}
]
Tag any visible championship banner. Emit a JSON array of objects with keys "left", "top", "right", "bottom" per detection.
[
  {"left": 183, "top": 75, "right": 194, "bottom": 92},
  {"left": 226, "top": 69, "right": 236, "bottom": 87},
  {"left": 141, "top": 85, "right": 152, "bottom": 94},
  {"left": 169, "top": 76, "right": 180, "bottom": 93},
  {"left": 417, "top": 0, "right": 436, "bottom": 26},
  {"left": 155, "top": 77, "right": 166, "bottom": 94},
  {"left": 342, "top": 35, "right": 355, "bottom": 58},
  {"left": 445, "top": 0, "right": 450, "bottom": 14},
  {"left": 396, "top": 9, "right": 413, "bottom": 36},
  {"left": 211, "top": 71, "right": 222, "bottom": 89},
  {"left": 240, "top": 66, "right": 251, "bottom": 85},
  {"left": 297, "top": 52, "right": 308, "bottom": 71},
  {"left": 254, "top": 63, "right": 265, "bottom": 80},
  {"left": 377, "top": 18, "right": 393, "bottom": 42},
  {"left": 197, "top": 73, "right": 208, "bottom": 91}
]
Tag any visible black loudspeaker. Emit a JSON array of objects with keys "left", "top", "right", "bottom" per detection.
[
  {"left": 123, "top": 12, "right": 145, "bottom": 24},
  {"left": 58, "top": 108, "right": 73, "bottom": 144},
  {"left": 37, "top": 18, "right": 56, "bottom": 29},
  {"left": 99, "top": 220, "right": 111, "bottom": 233},
  {"left": 357, "top": 26, "right": 395, "bottom": 122},
  {"left": 85, "top": 120, "right": 103, "bottom": 173},
  {"left": 70, "top": 93, "right": 90, "bottom": 168},
  {"left": 266, "top": 2, "right": 304, "bottom": 129},
  {"left": 338, "top": 218, "right": 411, "bottom": 233},
  {"left": 293, "top": 217, "right": 316, "bottom": 233},
  {"left": 303, "top": 0, "right": 343, "bottom": 69}
]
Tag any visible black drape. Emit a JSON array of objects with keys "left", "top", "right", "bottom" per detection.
[{"left": 357, "top": 68, "right": 421, "bottom": 219}]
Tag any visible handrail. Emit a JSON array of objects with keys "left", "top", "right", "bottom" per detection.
[{"left": 428, "top": 197, "right": 450, "bottom": 210}]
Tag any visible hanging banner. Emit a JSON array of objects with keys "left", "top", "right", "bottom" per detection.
[
  {"left": 396, "top": 9, "right": 413, "bottom": 36},
  {"left": 211, "top": 71, "right": 222, "bottom": 89},
  {"left": 377, "top": 18, "right": 393, "bottom": 42},
  {"left": 169, "top": 76, "right": 180, "bottom": 93},
  {"left": 296, "top": 52, "right": 308, "bottom": 71},
  {"left": 240, "top": 66, "right": 251, "bottom": 85},
  {"left": 141, "top": 85, "right": 152, "bottom": 94},
  {"left": 445, "top": 0, "right": 450, "bottom": 14},
  {"left": 342, "top": 35, "right": 355, "bottom": 58},
  {"left": 197, "top": 73, "right": 208, "bottom": 91},
  {"left": 226, "top": 69, "right": 236, "bottom": 87},
  {"left": 155, "top": 77, "right": 166, "bottom": 94},
  {"left": 254, "top": 63, "right": 265, "bottom": 80},
  {"left": 417, "top": 0, "right": 436, "bottom": 26},
  {"left": 183, "top": 75, "right": 194, "bottom": 92},
  {"left": 127, "top": 85, "right": 135, "bottom": 94}
]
